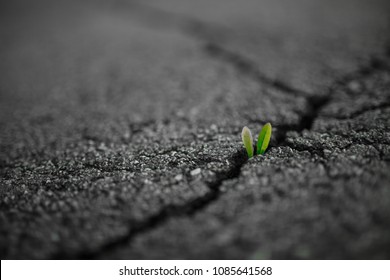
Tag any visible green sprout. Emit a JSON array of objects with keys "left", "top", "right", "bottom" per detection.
[
  {"left": 241, "top": 123, "right": 272, "bottom": 158},
  {"left": 256, "top": 122, "right": 272, "bottom": 155},
  {"left": 241, "top": 126, "right": 254, "bottom": 158}
]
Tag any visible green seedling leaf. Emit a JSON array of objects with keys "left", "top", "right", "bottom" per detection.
[
  {"left": 241, "top": 126, "right": 254, "bottom": 158},
  {"left": 257, "top": 123, "right": 272, "bottom": 155}
]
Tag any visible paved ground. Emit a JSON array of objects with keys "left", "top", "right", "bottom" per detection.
[{"left": 0, "top": 0, "right": 390, "bottom": 259}]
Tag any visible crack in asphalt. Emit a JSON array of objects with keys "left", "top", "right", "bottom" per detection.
[
  {"left": 323, "top": 101, "right": 390, "bottom": 120},
  {"left": 274, "top": 59, "right": 390, "bottom": 162},
  {"left": 115, "top": 0, "right": 229, "bottom": 41},
  {"left": 277, "top": 57, "right": 389, "bottom": 146},
  {"left": 31, "top": 1, "right": 390, "bottom": 259},
  {"left": 54, "top": 149, "right": 248, "bottom": 259},
  {"left": 114, "top": 0, "right": 313, "bottom": 98},
  {"left": 204, "top": 43, "right": 312, "bottom": 98},
  {"left": 202, "top": 42, "right": 390, "bottom": 148}
]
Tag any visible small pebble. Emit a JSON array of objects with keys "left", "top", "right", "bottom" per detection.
[
  {"left": 190, "top": 168, "right": 201, "bottom": 176},
  {"left": 174, "top": 174, "right": 183, "bottom": 181}
]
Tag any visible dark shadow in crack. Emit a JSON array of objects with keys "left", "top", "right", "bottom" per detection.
[{"left": 52, "top": 149, "right": 248, "bottom": 259}]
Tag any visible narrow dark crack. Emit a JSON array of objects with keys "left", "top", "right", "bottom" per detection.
[
  {"left": 275, "top": 56, "right": 389, "bottom": 146},
  {"left": 53, "top": 149, "right": 248, "bottom": 259},
  {"left": 114, "top": 0, "right": 390, "bottom": 131},
  {"left": 114, "top": 1, "right": 315, "bottom": 99},
  {"left": 115, "top": 0, "right": 228, "bottom": 41},
  {"left": 199, "top": 42, "right": 333, "bottom": 146},
  {"left": 204, "top": 43, "right": 312, "bottom": 98},
  {"left": 337, "top": 57, "right": 390, "bottom": 85},
  {"left": 323, "top": 101, "right": 390, "bottom": 120},
  {"left": 272, "top": 95, "right": 331, "bottom": 145},
  {"left": 202, "top": 40, "right": 390, "bottom": 147}
]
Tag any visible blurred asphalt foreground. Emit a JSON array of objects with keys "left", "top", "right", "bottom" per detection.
[{"left": 0, "top": 0, "right": 390, "bottom": 260}]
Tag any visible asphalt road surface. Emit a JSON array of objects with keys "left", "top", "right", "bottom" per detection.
[{"left": 1, "top": 0, "right": 390, "bottom": 259}]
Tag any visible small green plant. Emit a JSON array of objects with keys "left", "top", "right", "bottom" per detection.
[
  {"left": 257, "top": 123, "right": 272, "bottom": 155},
  {"left": 241, "top": 123, "right": 272, "bottom": 158},
  {"left": 241, "top": 126, "right": 254, "bottom": 158}
]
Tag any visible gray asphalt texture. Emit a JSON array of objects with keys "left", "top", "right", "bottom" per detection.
[{"left": 0, "top": 0, "right": 390, "bottom": 259}]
